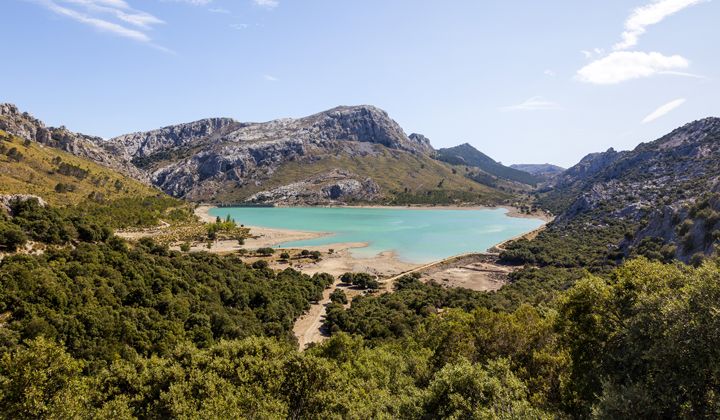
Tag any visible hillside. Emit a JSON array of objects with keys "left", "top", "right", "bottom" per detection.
[
  {"left": 0, "top": 104, "right": 145, "bottom": 181},
  {"left": 533, "top": 117, "right": 720, "bottom": 263},
  {"left": 0, "top": 130, "right": 158, "bottom": 206},
  {"left": 437, "top": 143, "right": 541, "bottom": 186}
]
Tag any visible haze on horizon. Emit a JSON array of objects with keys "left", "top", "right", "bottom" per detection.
[{"left": 1, "top": 0, "right": 718, "bottom": 167}]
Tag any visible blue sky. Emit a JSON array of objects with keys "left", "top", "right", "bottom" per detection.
[{"left": 1, "top": 0, "right": 718, "bottom": 167}]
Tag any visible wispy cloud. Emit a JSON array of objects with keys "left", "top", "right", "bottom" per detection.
[
  {"left": 544, "top": 69, "right": 556, "bottom": 77},
  {"left": 209, "top": 8, "right": 230, "bottom": 14},
  {"left": 642, "top": 98, "right": 686, "bottom": 123},
  {"left": 615, "top": 0, "right": 705, "bottom": 50},
  {"left": 230, "top": 23, "right": 249, "bottom": 29},
  {"left": 577, "top": 51, "right": 689, "bottom": 84},
  {"left": 253, "top": 0, "right": 279, "bottom": 9},
  {"left": 577, "top": 0, "right": 707, "bottom": 84},
  {"left": 263, "top": 74, "right": 279, "bottom": 81},
  {"left": 34, "top": 0, "right": 171, "bottom": 51},
  {"left": 501, "top": 97, "right": 561, "bottom": 111}
]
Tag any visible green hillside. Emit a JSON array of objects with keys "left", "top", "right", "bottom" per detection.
[
  {"left": 204, "top": 146, "right": 516, "bottom": 205},
  {"left": 0, "top": 130, "right": 157, "bottom": 206}
]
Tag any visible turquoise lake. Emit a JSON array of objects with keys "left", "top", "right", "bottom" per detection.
[{"left": 208, "top": 207, "right": 545, "bottom": 264}]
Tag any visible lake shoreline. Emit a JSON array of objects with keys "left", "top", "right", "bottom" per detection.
[{"left": 194, "top": 204, "right": 550, "bottom": 273}]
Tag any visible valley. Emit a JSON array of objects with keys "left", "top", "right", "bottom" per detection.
[{"left": 2, "top": 102, "right": 720, "bottom": 418}]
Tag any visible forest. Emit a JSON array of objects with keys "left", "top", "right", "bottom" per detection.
[{"left": 1, "top": 198, "right": 720, "bottom": 418}]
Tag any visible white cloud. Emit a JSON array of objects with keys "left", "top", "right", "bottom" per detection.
[
  {"left": 230, "top": 23, "right": 249, "bottom": 29},
  {"left": 34, "top": 0, "right": 170, "bottom": 50},
  {"left": 615, "top": 0, "right": 705, "bottom": 50},
  {"left": 501, "top": 97, "right": 561, "bottom": 111},
  {"left": 209, "top": 8, "right": 230, "bottom": 14},
  {"left": 642, "top": 98, "right": 686, "bottom": 123},
  {"left": 544, "top": 69, "right": 556, "bottom": 77},
  {"left": 263, "top": 74, "right": 279, "bottom": 81},
  {"left": 253, "top": 0, "right": 279, "bottom": 9},
  {"left": 576, "top": 51, "right": 689, "bottom": 84}
]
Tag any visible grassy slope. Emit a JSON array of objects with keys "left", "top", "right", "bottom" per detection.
[
  {"left": 0, "top": 130, "right": 158, "bottom": 205},
  {"left": 211, "top": 146, "right": 514, "bottom": 205}
]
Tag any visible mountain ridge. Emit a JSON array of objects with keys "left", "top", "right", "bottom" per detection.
[
  {"left": 0, "top": 103, "right": 520, "bottom": 206},
  {"left": 437, "top": 143, "right": 541, "bottom": 186}
]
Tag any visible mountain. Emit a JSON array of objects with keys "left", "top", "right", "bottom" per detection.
[
  {"left": 509, "top": 163, "right": 565, "bottom": 177},
  {"left": 540, "top": 117, "right": 720, "bottom": 262},
  {"left": 0, "top": 103, "right": 515, "bottom": 205},
  {"left": 436, "top": 143, "right": 541, "bottom": 186},
  {"left": 106, "top": 105, "right": 510, "bottom": 204}
]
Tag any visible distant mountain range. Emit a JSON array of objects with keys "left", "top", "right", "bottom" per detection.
[
  {"left": 436, "top": 143, "right": 542, "bottom": 186},
  {"left": 509, "top": 163, "right": 565, "bottom": 177}
]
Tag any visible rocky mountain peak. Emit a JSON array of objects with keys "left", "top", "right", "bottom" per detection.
[
  {"left": 110, "top": 117, "right": 240, "bottom": 158},
  {"left": 299, "top": 105, "right": 433, "bottom": 154}
]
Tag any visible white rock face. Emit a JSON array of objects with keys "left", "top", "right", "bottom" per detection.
[
  {"left": 246, "top": 169, "right": 381, "bottom": 205},
  {"left": 106, "top": 105, "right": 433, "bottom": 200}
]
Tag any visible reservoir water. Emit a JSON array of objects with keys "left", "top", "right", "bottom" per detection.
[{"left": 208, "top": 206, "right": 545, "bottom": 264}]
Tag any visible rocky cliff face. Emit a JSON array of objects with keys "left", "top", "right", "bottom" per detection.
[
  {"left": 110, "top": 117, "right": 240, "bottom": 159},
  {"left": 105, "top": 105, "right": 436, "bottom": 201},
  {"left": 0, "top": 104, "right": 147, "bottom": 181}
]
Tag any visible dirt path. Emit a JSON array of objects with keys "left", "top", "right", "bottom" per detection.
[{"left": 293, "top": 279, "right": 340, "bottom": 349}]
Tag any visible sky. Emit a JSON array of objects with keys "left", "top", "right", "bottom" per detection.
[{"left": 1, "top": 0, "right": 718, "bottom": 167}]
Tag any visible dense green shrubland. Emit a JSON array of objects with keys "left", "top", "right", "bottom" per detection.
[{"left": 2, "top": 200, "right": 720, "bottom": 418}]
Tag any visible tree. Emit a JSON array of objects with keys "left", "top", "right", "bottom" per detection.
[
  {"left": 423, "top": 358, "right": 551, "bottom": 419},
  {"left": 257, "top": 247, "right": 275, "bottom": 256},
  {"left": 329, "top": 289, "right": 348, "bottom": 304},
  {"left": 340, "top": 272, "right": 354, "bottom": 284},
  {"left": 0, "top": 337, "right": 86, "bottom": 419}
]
